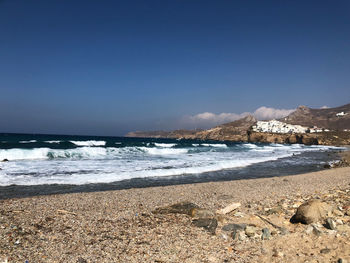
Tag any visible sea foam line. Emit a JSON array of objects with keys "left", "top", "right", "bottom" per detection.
[{"left": 70, "top": 140, "right": 106, "bottom": 146}]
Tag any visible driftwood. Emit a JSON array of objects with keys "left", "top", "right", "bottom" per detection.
[{"left": 216, "top": 202, "right": 241, "bottom": 215}]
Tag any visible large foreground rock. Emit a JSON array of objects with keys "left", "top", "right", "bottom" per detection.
[{"left": 290, "top": 199, "right": 332, "bottom": 224}]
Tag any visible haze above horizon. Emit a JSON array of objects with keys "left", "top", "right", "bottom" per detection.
[{"left": 1, "top": 0, "right": 350, "bottom": 136}]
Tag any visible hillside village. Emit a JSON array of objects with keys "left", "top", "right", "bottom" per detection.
[{"left": 251, "top": 120, "right": 329, "bottom": 134}]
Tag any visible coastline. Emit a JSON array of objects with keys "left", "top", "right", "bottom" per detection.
[{"left": 1, "top": 164, "right": 350, "bottom": 262}]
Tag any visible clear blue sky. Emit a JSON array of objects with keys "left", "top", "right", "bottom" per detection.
[{"left": 1, "top": 0, "right": 349, "bottom": 135}]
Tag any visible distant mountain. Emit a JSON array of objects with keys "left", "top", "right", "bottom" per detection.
[{"left": 281, "top": 103, "right": 350, "bottom": 130}]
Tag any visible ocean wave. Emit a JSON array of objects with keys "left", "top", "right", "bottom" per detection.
[
  {"left": 44, "top": 140, "right": 62, "bottom": 144},
  {"left": 19, "top": 140, "right": 37, "bottom": 143},
  {"left": 242, "top": 143, "right": 258, "bottom": 148},
  {"left": 0, "top": 142, "right": 345, "bottom": 186},
  {"left": 154, "top": 143, "right": 177, "bottom": 148},
  {"left": 70, "top": 140, "right": 106, "bottom": 146},
  {"left": 0, "top": 147, "right": 125, "bottom": 161},
  {"left": 201, "top": 143, "right": 227, "bottom": 148},
  {"left": 0, "top": 146, "right": 189, "bottom": 161},
  {"left": 0, "top": 152, "right": 291, "bottom": 186}
]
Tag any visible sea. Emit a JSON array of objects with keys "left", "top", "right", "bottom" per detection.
[{"left": 0, "top": 133, "right": 345, "bottom": 199}]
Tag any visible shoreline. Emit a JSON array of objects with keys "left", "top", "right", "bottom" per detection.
[{"left": 1, "top": 165, "right": 350, "bottom": 262}]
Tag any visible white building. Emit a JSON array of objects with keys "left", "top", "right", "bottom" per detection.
[
  {"left": 336, "top": 112, "right": 348, "bottom": 117},
  {"left": 252, "top": 120, "right": 308, "bottom": 134},
  {"left": 252, "top": 120, "right": 328, "bottom": 134}
]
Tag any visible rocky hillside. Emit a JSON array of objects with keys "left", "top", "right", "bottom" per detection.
[
  {"left": 281, "top": 103, "right": 350, "bottom": 130},
  {"left": 126, "top": 103, "right": 350, "bottom": 145},
  {"left": 186, "top": 115, "right": 257, "bottom": 141},
  {"left": 126, "top": 115, "right": 257, "bottom": 141}
]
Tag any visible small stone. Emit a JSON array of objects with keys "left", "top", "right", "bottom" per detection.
[
  {"left": 320, "top": 248, "right": 331, "bottom": 254},
  {"left": 279, "top": 227, "right": 289, "bottom": 235},
  {"left": 271, "top": 230, "right": 278, "bottom": 236},
  {"left": 190, "top": 208, "right": 215, "bottom": 218},
  {"left": 338, "top": 258, "right": 347, "bottom": 263},
  {"left": 222, "top": 223, "right": 246, "bottom": 232},
  {"left": 272, "top": 249, "right": 284, "bottom": 258},
  {"left": 245, "top": 225, "right": 257, "bottom": 237},
  {"left": 324, "top": 218, "right": 337, "bottom": 230},
  {"left": 336, "top": 219, "right": 343, "bottom": 225},
  {"left": 231, "top": 228, "right": 247, "bottom": 241},
  {"left": 261, "top": 228, "right": 271, "bottom": 240},
  {"left": 220, "top": 233, "right": 229, "bottom": 240},
  {"left": 77, "top": 258, "right": 87, "bottom": 263},
  {"left": 237, "top": 231, "right": 246, "bottom": 241},
  {"left": 153, "top": 202, "right": 199, "bottom": 215},
  {"left": 192, "top": 218, "right": 218, "bottom": 235},
  {"left": 305, "top": 224, "right": 322, "bottom": 236}
]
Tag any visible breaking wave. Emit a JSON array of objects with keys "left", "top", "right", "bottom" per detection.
[
  {"left": 0, "top": 136, "right": 345, "bottom": 186},
  {"left": 70, "top": 140, "right": 106, "bottom": 146}
]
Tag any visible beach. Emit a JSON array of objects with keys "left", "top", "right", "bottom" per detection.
[{"left": 1, "top": 164, "right": 350, "bottom": 262}]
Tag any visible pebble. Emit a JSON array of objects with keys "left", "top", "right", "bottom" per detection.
[
  {"left": 222, "top": 223, "right": 246, "bottom": 232},
  {"left": 261, "top": 228, "right": 271, "bottom": 240},
  {"left": 77, "top": 257, "right": 87, "bottom": 263},
  {"left": 305, "top": 224, "right": 322, "bottom": 236},
  {"left": 324, "top": 218, "right": 337, "bottom": 230},
  {"left": 336, "top": 219, "right": 343, "bottom": 225},
  {"left": 192, "top": 218, "right": 218, "bottom": 235},
  {"left": 245, "top": 225, "right": 257, "bottom": 237},
  {"left": 320, "top": 248, "right": 331, "bottom": 254}
]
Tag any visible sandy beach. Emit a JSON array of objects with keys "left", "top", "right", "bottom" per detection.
[{"left": 1, "top": 163, "right": 350, "bottom": 262}]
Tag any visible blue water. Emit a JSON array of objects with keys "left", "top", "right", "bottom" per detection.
[{"left": 0, "top": 133, "right": 344, "bottom": 198}]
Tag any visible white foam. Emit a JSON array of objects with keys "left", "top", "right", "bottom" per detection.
[
  {"left": 19, "top": 140, "right": 37, "bottom": 143},
  {"left": 70, "top": 140, "right": 106, "bottom": 146},
  {"left": 139, "top": 147, "right": 188, "bottom": 155},
  {"left": 201, "top": 143, "right": 227, "bottom": 148},
  {"left": 0, "top": 148, "right": 50, "bottom": 160},
  {"left": 154, "top": 143, "right": 177, "bottom": 148},
  {"left": 44, "top": 140, "right": 62, "bottom": 143},
  {"left": 242, "top": 143, "right": 258, "bottom": 148}
]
